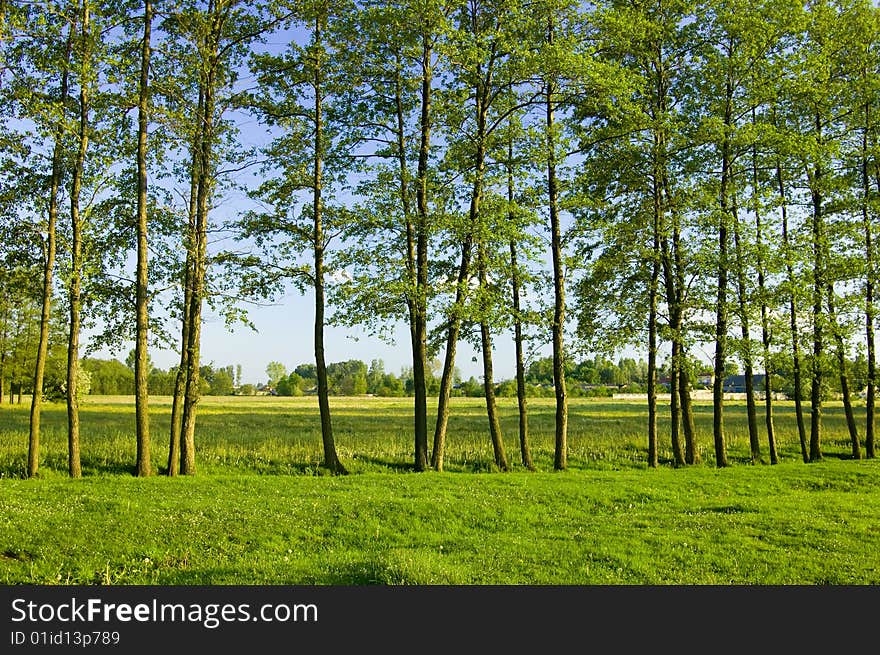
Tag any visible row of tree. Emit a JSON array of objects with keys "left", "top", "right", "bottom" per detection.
[{"left": 2, "top": 0, "right": 879, "bottom": 478}]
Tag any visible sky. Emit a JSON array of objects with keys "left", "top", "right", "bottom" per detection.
[{"left": 144, "top": 293, "right": 537, "bottom": 387}]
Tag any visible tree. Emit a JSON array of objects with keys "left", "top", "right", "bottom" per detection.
[
  {"left": 8, "top": 2, "right": 77, "bottom": 478},
  {"left": 133, "top": 0, "right": 154, "bottom": 477},
  {"left": 163, "top": 0, "right": 267, "bottom": 475},
  {"left": 265, "top": 360, "right": 287, "bottom": 387},
  {"left": 328, "top": 0, "right": 451, "bottom": 473},
  {"left": 246, "top": 0, "right": 353, "bottom": 475},
  {"left": 430, "top": 0, "right": 543, "bottom": 472}
]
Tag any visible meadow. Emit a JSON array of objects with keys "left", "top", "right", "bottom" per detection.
[{"left": 1, "top": 395, "right": 878, "bottom": 584}]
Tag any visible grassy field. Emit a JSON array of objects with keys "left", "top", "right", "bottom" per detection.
[{"left": 1, "top": 395, "right": 878, "bottom": 584}]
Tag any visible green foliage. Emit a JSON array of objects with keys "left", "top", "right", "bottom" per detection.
[
  {"left": 237, "top": 383, "right": 256, "bottom": 396},
  {"left": 82, "top": 358, "right": 134, "bottom": 395},
  {"left": 327, "top": 359, "right": 368, "bottom": 396},
  {"left": 275, "top": 372, "right": 304, "bottom": 397},
  {"left": 265, "top": 361, "right": 287, "bottom": 387}
]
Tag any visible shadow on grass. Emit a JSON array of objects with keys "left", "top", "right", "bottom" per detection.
[{"left": 350, "top": 455, "right": 421, "bottom": 473}]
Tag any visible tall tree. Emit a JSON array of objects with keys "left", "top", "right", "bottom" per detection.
[
  {"left": 134, "top": 0, "right": 153, "bottom": 477},
  {"left": 247, "top": 0, "right": 352, "bottom": 475},
  {"left": 66, "top": 0, "right": 95, "bottom": 479},
  {"left": 166, "top": 0, "right": 266, "bottom": 475},
  {"left": 328, "top": 0, "right": 449, "bottom": 473},
  {"left": 431, "top": 0, "right": 531, "bottom": 471},
  {"left": 15, "top": 7, "right": 76, "bottom": 478}
]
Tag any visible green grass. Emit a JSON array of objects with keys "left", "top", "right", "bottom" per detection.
[{"left": 1, "top": 395, "right": 879, "bottom": 584}]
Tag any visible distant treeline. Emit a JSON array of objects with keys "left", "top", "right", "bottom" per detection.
[{"left": 2, "top": 352, "right": 864, "bottom": 402}]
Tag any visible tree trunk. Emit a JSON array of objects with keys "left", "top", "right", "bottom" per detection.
[
  {"left": 180, "top": 73, "right": 216, "bottom": 476},
  {"left": 28, "top": 18, "right": 74, "bottom": 479},
  {"left": 312, "top": 14, "right": 345, "bottom": 475},
  {"left": 509, "top": 238, "right": 533, "bottom": 470},
  {"left": 678, "top": 352, "right": 698, "bottom": 464},
  {"left": 661, "top": 233, "right": 685, "bottom": 467},
  {"left": 546, "top": 29, "right": 567, "bottom": 470},
  {"left": 134, "top": 0, "right": 153, "bottom": 477},
  {"left": 505, "top": 136, "right": 532, "bottom": 470},
  {"left": 776, "top": 160, "right": 808, "bottom": 461},
  {"left": 750, "top": 117, "right": 777, "bottom": 464},
  {"left": 431, "top": 230, "right": 472, "bottom": 471},
  {"left": 647, "top": 173, "right": 660, "bottom": 469},
  {"left": 827, "top": 289, "right": 860, "bottom": 459},
  {"left": 863, "top": 105, "right": 876, "bottom": 459},
  {"left": 664, "top": 168, "right": 697, "bottom": 465},
  {"left": 0, "top": 304, "right": 7, "bottom": 405},
  {"left": 67, "top": 0, "right": 92, "bottom": 479},
  {"left": 809, "top": 156, "right": 824, "bottom": 463},
  {"left": 168, "top": 164, "right": 198, "bottom": 476},
  {"left": 415, "top": 39, "right": 432, "bottom": 472},
  {"left": 477, "top": 244, "right": 508, "bottom": 472},
  {"left": 511, "top": 253, "right": 532, "bottom": 470},
  {"left": 713, "top": 123, "right": 731, "bottom": 468},
  {"left": 396, "top": 48, "right": 430, "bottom": 474},
  {"left": 731, "top": 196, "right": 760, "bottom": 463},
  {"left": 168, "top": 89, "right": 202, "bottom": 477},
  {"left": 314, "top": 228, "right": 344, "bottom": 474}
]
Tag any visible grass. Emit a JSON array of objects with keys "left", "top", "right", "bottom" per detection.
[{"left": 1, "top": 395, "right": 878, "bottom": 584}]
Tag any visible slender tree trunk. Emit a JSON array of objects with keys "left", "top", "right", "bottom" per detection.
[
  {"left": 434, "top": 34, "right": 493, "bottom": 472},
  {"left": 505, "top": 136, "right": 533, "bottom": 470},
  {"left": 312, "top": 14, "right": 345, "bottom": 475},
  {"left": 168, "top": 92, "right": 202, "bottom": 477},
  {"left": 507, "top": 137, "right": 535, "bottom": 471},
  {"left": 134, "top": 0, "right": 153, "bottom": 477},
  {"left": 431, "top": 234, "right": 472, "bottom": 472},
  {"left": 662, "top": 166, "right": 696, "bottom": 464},
  {"left": 168, "top": 170, "right": 197, "bottom": 476},
  {"left": 314, "top": 224, "right": 344, "bottom": 474},
  {"left": 28, "top": 19, "right": 74, "bottom": 479},
  {"left": 180, "top": 161, "right": 205, "bottom": 477},
  {"left": 863, "top": 105, "right": 876, "bottom": 459},
  {"left": 777, "top": 160, "right": 808, "bottom": 461},
  {"left": 67, "top": 0, "right": 91, "bottom": 479},
  {"left": 647, "top": 174, "right": 660, "bottom": 469},
  {"left": 180, "top": 64, "right": 218, "bottom": 476},
  {"left": 809, "top": 156, "right": 824, "bottom": 463},
  {"left": 674, "top": 242, "right": 697, "bottom": 464},
  {"left": 411, "top": 33, "right": 433, "bottom": 472},
  {"left": 0, "top": 304, "right": 7, "bottom": 405},
  {"left": 661, "top": 234, "right": 685, "bottom": 467},
  {"left": 509, "top": 236, "right": 533, "bottom": 471},
  {"left": 751, "top": 131, "right": 777, "bottom": 464},
  {"left": 670, "top": 338, "right": 683, "bottom": 466},
  {"left": 827, "top": 289, "right": 860, "bottom": 459},
  {"left": 395, "top": 51, "right": 429, "bottom": 474},
  {"left": 678, "top": 350, "right": 697, "bottom": 463},
  {"left": 713, "top": 124, "right": 731, "bottom": 468},
  {"left": 661, "top": 180, "right": 694, "bottom": 465},
  {"left": 732, "top": 199, "right": 760, "bottom": 463},
  {"left": 546, "top": 25, "right": 567, "bottom": 470},
  {"left": 477, "top": 243, "right": 508, "bottom": 471},
  {"left": 414, "top": 40, "right": 431, "bottom": 473},
  {"left": 510, "top": 240, "right": 532, "bottom": 470}
]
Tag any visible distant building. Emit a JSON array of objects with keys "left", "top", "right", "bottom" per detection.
[{"left": 722, "top": 374, "right": 766, "bottom": 393}]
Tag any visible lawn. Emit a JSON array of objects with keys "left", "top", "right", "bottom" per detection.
[{"left": 1, "top": 395, "right": 878, "bottom": 584}]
